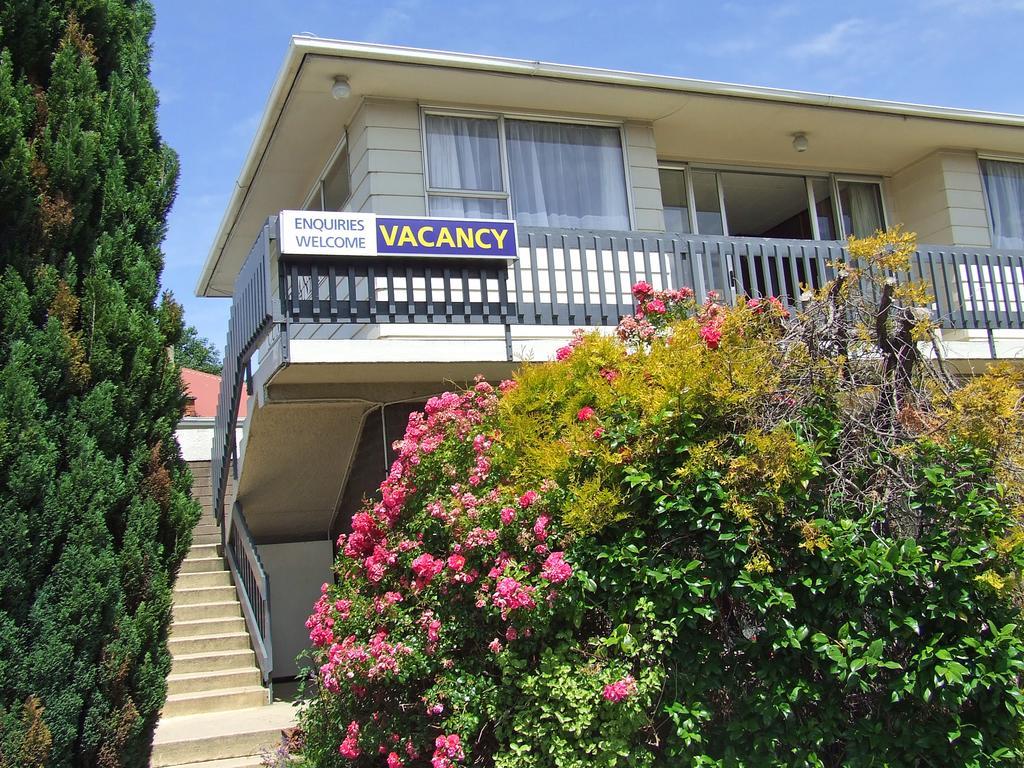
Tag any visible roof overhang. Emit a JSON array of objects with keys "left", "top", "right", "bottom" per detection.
[{"left": 197, "top": 37, "right": 1024, "bottom": 298}]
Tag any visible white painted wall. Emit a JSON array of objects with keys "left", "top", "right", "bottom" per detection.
[
  {"left": 175, "top": 418, "right": 244, "bottom": 462},
  {"left": 259, "top": 539, "right": 335, "bottom": 680}
]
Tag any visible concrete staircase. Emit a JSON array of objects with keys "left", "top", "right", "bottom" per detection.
[{"left": 151, "top": 463, "right": 296, "bottom": 767}]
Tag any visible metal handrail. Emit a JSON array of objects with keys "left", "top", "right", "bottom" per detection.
[{"left": 225, "top": 501, "right": 273, "bottom": 683}]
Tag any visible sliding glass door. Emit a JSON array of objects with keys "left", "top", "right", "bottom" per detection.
[{"left": 658, "top": 166, "right": 884, "bottom": 241}]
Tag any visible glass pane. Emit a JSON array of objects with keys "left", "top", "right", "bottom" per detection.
[
  {"left": 837, "top": 181, "right": 885, "bottom": 238},
  {"left": 811, "top": 177, "right": 838, "bottom": 240},
  {"left": 980, "top": 160, "right": 1024, "bottom": 249},
  {"left": 428, "top": 195, "right": 508, "bottom": 219},
  {"left": 425, "top": 115, "right": 503, "bottom": 192},
  {"left": 659, "top": 168, "right": 691, "bottom": 233},
  {"left": 322, "top": 145, "right": 350, "bottom": 210},
  {"left": 691, "top": 171, "right": 723, "bottom": 235},
  {"left": 720, "top": 171, "right": 812, "bottom": 239},
  {"left": 506, "top": 119, "right": 630, "bottom": 230}
]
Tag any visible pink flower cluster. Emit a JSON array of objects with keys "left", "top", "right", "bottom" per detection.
[
  {"left": 617, "top": 282, "right": 696, "bottom": 346},
  {"left": 492, "top": 576, "right": 537, "bottom": 619},
  {"left": 431, "top": 734, "right": 464, "bottom": 768},
  {"left": 698, "top": 296, "right": 726, "bottom": 350},
  {"left": 338, "top": 720, "right": 360, "bottom": 759},
  {"left": 748, "top": 295, "right": 790, "bottom": 319},
  {"left": 602, "top": 674, "right": 638, "bottom": 703},
  {"left": 555, "top": 328, "right": 587, "bottom": 361},
  {"left": 320, "top": 631, "right": 412, "bottom": 692},
  {"left": 541, "top": 551, "right": 573, "bottom": 584},
  {"left": 306, "top": 375, "right": 580, "bottom": 763}
]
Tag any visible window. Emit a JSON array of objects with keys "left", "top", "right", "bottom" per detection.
[
  {"left": 659, "top": 168, "right": 690, "bottom": 234},
  {"left": 306, "top": 141, "right": 351, "bottom": 211},
  {"left": 836, "top": 180, "right": 885, "bottom": 238},
  {"left": 322, "top": 145, "right": 351, "bottom": 210},
  {"left": 424, "top": 115, "right": 507, "bottom": 218},
  {"left": 505, "top": 120, "right": 629, "bottom": 230},
  {"left": 981, "top": 158, "right": 1024, "bottom": 249},
  {"left": 658, "top": 166, "right": 883, "bottom": 240},
  {"left": 424, "top": 112, "right": 631, "bottom": 230}
]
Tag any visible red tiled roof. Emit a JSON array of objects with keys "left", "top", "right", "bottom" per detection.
[{"left": 181, "top": 367, "right": 247, "bottom": 418}]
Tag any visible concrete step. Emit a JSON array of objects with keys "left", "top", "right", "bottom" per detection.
[
  {"left": 192, "top": 532, "right": 221, "bottom": 546},
  {"left": 174, "top": 586, "right": 237, "bottom": 606},
  {"left": 161, "top": 757, "right": 265, "bottom": 768},
  {"left": 168, "top": 632, "right": 251, "bottom": 656},
  {"left": 171, "top": 616, "right": 247, "bottom": 639},
  {"left": 162, "top": 686, "right": 268, "bottom": 717},
  {"left": 186, "top": 543, "right": 220, "bottom": 560},
  {"left": 176, "top": 571, "right": 232, "bottom": 589},
  {"left": 193, "top": 524, "right": 220, "bottom": 537},
  {"left": 167, "top": 668, "right": 262, "bottom": 696},
  {"left": 180, "top": 556, "right": 224, "bottom": 574},
  {"left": 173, "top": 601, "right": 242, "bottom": 623},
  {"left": 171, "top": 649, "right": 256, "bottom": 675},
  {"left": 151, "top": 702, "right": 297, "bottom": 766}
]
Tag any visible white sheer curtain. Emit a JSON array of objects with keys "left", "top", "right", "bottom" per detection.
[
  {"left": 982, "top": 160, "right": 1024, "bottom": 249},
  {"left": 840, "top": 181, "right": 885, "bottom": 238},
  {"left": 506, "top": 120, "right": 630, "bottom": 230},
  {"left": 425, "top": 115, "right": 503, "bottom": 191}
]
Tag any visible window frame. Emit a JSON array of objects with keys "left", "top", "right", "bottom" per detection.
[
  {"left": 303, "top": 132, "right": 352, "bottom": 212},
  {"left": 977, "top": 154, "right": 1024, "bottom": 248},
  {"left": 421, "top": 107, "right": 635, "bottom": 230},
  {"left": 656, "top": 162, "right": 887, "bottom": 240}
]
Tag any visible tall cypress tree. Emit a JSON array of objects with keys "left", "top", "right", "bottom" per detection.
[{"left": 0, "top": 3, "right": 197, "bottom": 766}]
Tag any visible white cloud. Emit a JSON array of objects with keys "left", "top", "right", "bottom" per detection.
[{"left": 787, "top": 18, "right": 868, "bottom": 60}]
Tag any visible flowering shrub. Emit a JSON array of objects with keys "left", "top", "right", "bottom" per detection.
[{"left": 301, "top": 234, "right": 1024, "bottom": 766}]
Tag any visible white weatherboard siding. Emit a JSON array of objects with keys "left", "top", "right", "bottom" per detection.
[
  {"left": 347, "top": 99, "right": 426, "bottom": 216},
  {"left": 625, "top": 122, "right": 665, "bottom": 231},
  {"left": 891, "top": 151, "right": 991, "bottom": 247}
]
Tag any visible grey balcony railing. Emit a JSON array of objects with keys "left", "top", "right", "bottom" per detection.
[{"left": 211, "top": 220, "right": 1024, "bottom": 675}]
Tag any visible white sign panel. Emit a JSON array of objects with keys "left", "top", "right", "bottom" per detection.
[{"left": 278, "top": 211, "right": 376, "bottom": 257}]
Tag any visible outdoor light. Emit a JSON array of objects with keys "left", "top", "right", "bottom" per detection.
[
  {"left": 331, "top": 76, "right": 351, "bottom": 100},
  {"left": 792, "top": 132, "right": 809, "bottom": 152}
]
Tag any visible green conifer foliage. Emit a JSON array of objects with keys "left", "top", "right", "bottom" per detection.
[{"left": 0, "top": 4, "right": 197, "bottom": 766}]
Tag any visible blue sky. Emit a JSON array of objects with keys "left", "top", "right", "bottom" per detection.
[{"left": 150, "top": 0, "right": 1024, "bottom": 349}]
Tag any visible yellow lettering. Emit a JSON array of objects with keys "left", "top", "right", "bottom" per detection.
[
  {"left": 417, "top": 226, "right": 435, "bottom": 247},
  {"left": 379, "top": 224, "right": 399, "bottom": 247},
  {"left": 491, "top": 228, "right": 508, "bottom": 250},
  {"left": 456, "top": 227, "right": 474, "bottom": 249},
  {"left": 436, "top": 227, "right": 455, "bottom": 248},
  {"left": 397, "top": 225, "right": 417, "bottom": 247},
  {"left": 477, "top": 229, "right": 492, "bottom": 249}
]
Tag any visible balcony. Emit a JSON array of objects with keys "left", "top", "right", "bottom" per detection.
[{"left": 209, "top": 218, "right": 1024, "bottom": 682}]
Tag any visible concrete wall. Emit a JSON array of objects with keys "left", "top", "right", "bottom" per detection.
[
  {"left": 890, "top": 150, "right": 991, "bottom": 246},
  {"left": 259, "top": 539, "right": 335, "bottom": 680}
]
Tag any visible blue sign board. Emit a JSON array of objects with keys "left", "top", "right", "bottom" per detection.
[{"left": 376, "top": 217, "right": 517, "bottom": 259}]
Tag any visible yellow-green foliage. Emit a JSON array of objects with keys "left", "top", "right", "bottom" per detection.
[{"left": 496, "top": 304, "right": 790, "bottom": 537}]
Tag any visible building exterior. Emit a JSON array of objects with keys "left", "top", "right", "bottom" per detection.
[{"left": 195, "top": 38, "right": 1024, "bottom": 692}]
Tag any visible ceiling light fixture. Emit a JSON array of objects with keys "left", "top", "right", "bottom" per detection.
[{"left": 331, "top": 76, "right": 351, "bottom": 100}]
